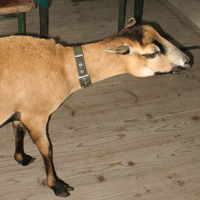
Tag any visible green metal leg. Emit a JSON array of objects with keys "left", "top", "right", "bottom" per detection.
[
  {"left": 118, "top": 0, "right": 144, "bottom": 32},
  {"left": 39, "top": 4, "right": 49, "bottom": 38},
  {"left": 134, "top": 0, "right": 144, "bottom": 24},
  {"left": 118, "top": 0, "right": 127, "bottom": 32},
  {"left": 18, "top": 12, "right": 26, "bottom": 35}
]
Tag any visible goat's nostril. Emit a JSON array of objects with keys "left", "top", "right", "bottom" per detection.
[
  {"left": 185, "top": 59, "right": 190, "bottom": 65},
  {"left": 185, "top": 56, "right": 190, "bottom": 62},
  {"left": 183, "top": 57, "right": 190, "bottom": 68}
]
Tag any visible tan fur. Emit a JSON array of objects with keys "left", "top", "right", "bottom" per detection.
[{"left": 0, "top": 20, "right": 190, "bottom": 197}]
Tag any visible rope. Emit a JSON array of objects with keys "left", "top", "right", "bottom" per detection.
[{"left": 180, "top": 45, "right": 200, "bottom": 51}]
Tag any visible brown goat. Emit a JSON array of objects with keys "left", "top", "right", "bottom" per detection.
[{"left": 0, "top": 18, "right": 190, "bottom": 197}]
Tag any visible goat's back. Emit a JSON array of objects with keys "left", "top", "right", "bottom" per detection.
[{"left": 0, "top": 36, "right": 71, "bottom": 125}]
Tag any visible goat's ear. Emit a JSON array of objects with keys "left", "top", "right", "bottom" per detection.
[
  {"left": 105, "top": 44, "right": 130, "bottom": 54},
  {"left": 127, "top": 18, "right": 136, "bottom": 28}
]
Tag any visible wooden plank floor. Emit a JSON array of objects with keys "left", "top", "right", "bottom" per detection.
[{"left": 0, "top": 0, "right": 200, "bottom": 199}]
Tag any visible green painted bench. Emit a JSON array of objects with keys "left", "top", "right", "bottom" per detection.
[{"left": 0, "top": 0, "right": 49, "bottom": 38}]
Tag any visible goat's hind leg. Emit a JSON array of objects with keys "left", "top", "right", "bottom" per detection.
[{"left": 12, "top": 121, "right": 36, "bottom": 166}]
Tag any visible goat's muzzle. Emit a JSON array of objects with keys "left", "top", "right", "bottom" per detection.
[
  {"left": 170, "top": 55, "right": 191, "bottom": 74},
  {"left": 155, "top": 54, "right": 191, "bottom": 76}
]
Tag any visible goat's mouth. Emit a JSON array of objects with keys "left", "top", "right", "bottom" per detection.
[
  {"left": 169, "top": 65, "right": 190, "bottom": 74},
  {"left": 155, "top": 65, "right": 190, "bottom": 76}
]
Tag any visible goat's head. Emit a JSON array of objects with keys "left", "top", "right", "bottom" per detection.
[{"left": 105, "top": 18, "right": 190, "bottom": 77}]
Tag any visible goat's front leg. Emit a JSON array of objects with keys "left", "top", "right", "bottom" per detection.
[
  {"left": 12, "top": 121, "right": 35, "bottom": 166},
  {"left": 28, "top": 120, "right": 74, "bottom": 197}
]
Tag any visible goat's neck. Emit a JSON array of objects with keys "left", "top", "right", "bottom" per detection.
[{"left": 81, "top": 39, "right": 127, "bottom": 84}]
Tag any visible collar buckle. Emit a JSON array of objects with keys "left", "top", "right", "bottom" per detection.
[
  {"left": 73, "top": 46, "right": 91, "bottom": 88},
  {"left": 78, "top": 74, "right": 91, "bottom": 88}
]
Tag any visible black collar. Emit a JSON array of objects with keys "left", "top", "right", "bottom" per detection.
[{"left": 72, "top": 46, "right": 91, "bottom": 88}]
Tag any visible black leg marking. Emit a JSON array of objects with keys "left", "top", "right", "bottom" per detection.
[{"left": 13, "top": 121, "right": 36, "bottom": 166}]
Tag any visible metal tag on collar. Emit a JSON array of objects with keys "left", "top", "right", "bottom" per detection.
[{"left": 73, "top": 46, "right": 91, "bottom": 88}]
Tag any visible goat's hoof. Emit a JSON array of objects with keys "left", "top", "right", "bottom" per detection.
[
  {"left": 51, "top": 178, "right": 74, "bottom": 197},
  {"left": 15, "top": 154, "right": 36, "bottom": 166},
  {"left": 21, "top": 155, "right": 36, "bottom": 166}
]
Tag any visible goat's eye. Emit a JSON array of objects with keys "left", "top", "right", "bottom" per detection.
[{"left": 142, "top": 50, "right": 160, "bottom": 59}]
